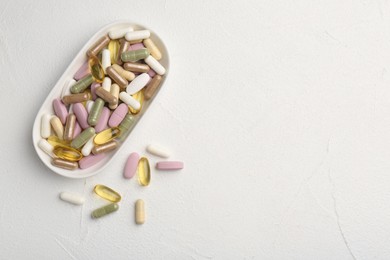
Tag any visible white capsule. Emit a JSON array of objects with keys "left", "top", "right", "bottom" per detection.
[
  {"left": 61, "top": 79, "right": 76, "bottom": 99},
  {"left": 144, "top": 55, "right": 166, "bottom": 75},
  {"left": 108, "top": 26, "right": 134, "bottom": 40},
  {"left": 41, "top": 114, "right": 52, "bottom": 138},
  {"left": 101, "top": 49, "right": 111, "bottom": 74},
  {"left": 146, "top": 144, "right": 170, "bottom": 158},
  {"left": 109, "top": 84, "right": 120, "bottom": 110},
  {"left": 86, "top": 100, "right": 94, "bottom": 113},
  {"left": 119, "top": 92, "right": 140, "bottom": 110},
  {"left": 126, "top": 73, "right": 151, "bottom": 95},
  {"left": 102, "top": 77, "right": 112, "bottom": 92},
  {"left": 125, "top": 30, "right": 150, "bottom": 41},
  {"left": 81, "top": 134, "right": 96, "bottom": 156},
  {"left": 38, "top": 139, "right": 54, "bottom": 158},
  {"left": 59, "top": 192, "right": 85, "bottom": 205}
]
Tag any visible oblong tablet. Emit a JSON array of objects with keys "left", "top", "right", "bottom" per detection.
[
  {"left": 124, "top": 152, "right": 140, "bottom": 179},
  {"left": 156, "top": 161, "right": 184, "bottom": 170}
]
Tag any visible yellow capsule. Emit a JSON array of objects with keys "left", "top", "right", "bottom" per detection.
[
  {"left": 94, "top": 127, "right": 121, "bottom": 145},
  {"left": 53, "top": 146, "right": 83, "bottom": 162},
  {"left": 89, "top": 56, "right": 104, "bottom": 83},
  {"left": 94, "top": 184, "right": 121, "bottom": 202},
  {"left": 47, "top": 136, "right": 70, "bottom": 147},
  {"left": 129, "top": 90, "right": 144, "bottom": 114},
  {"left": 108, "top": 40, "right": 120, "bottom": 64},
  {"left": 137, "top": 157, "right": 150, "bottom": 186}
]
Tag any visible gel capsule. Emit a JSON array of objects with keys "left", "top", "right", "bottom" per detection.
[
  {"left": 71, "top": 127, "right": 95, "bottom": 149},
  {"left": 137, "top": 157, "right": 151, "bottom": 186},
  {"left": 108, "top": 40, "right": 120, "bottom": 64},
  {"left": 135, "top": 199, "right": 145, "bottom": 224},
  {"left": 94, "top": 127, "right": 121, "bottom": 145},
  {"left": 52, "top": 158, "right": 78, "bottom": 170},
  {"left": 128, "top": 90, "right": 144, "bottom": 114},
  {"left": 71, "top": 74, "right": 93, "bottom": 94},
  {"left": 88, "top": 98, "right": 105, "bottom": 126},
  {"left": 156, "top": 161, "right": 184, "bottom": 170},
  {"left": 143, "top": 38, "right": 162, "bottom": 60},
  {"left": 91, "top": 203, "right": 119, "bottom": 219},
  {"left": 59, "top": 192, "right": 85, "bottom": 205},
  {"left": 89, "top": 56, "right": 105, "bottom": 83},
  {"left": 144, "top": 75, "right": 163, "bottom": 100},
  {"left": 94, "top": 184, "right": 121, "bottom": 202},
  {"left": 53, "top": 146, "right": 83, "bottom": 162},
  {"left": 121, "top": 49, "right": 149, "bottom": 63}
]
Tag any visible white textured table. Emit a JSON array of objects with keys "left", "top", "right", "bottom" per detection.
[{"left": 1, "top": 1, "right": 389, "bottom": 259}]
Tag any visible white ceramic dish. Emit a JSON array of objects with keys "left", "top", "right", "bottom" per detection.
[{"left": 32, "top": 21, "right": 169, "bottom": 178}]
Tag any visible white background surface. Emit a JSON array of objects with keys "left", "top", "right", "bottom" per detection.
[{"left": 1, "top": 0, "right": 390, "bottom": 259}]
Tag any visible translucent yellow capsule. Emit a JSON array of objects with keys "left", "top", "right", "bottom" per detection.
[
  {"left": 89, "top": 56, "right": 104, "bottom": 83},
  {"left": 108, "top": 40, "right": 120, "bottom": 64},
  {"left": 53, "top": 146, "right": 83, "bottom": 162},
  {"left": 137, "top": 157, "right": 151, "bottom": 186},
  {"left": 94, "top": 127, "right": 121, "bottom": 145},
  {"left": 47, "top": 136, "right": 70, "bottom": 147},
  {"left": 129, "top": 90, "right": 144, "bottom": 114},
  {"left": 94, "top": 184, "right": 121, "bottom": 202}
]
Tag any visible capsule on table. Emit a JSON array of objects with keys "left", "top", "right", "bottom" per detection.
[
  {"left": 71, "top": 74, "right": 93, "bottom": 94},
  {"left": 144, "top": 75, "right": 163, "bottom": 100},
  {"left": 135, "top": 199, "right": 145, "bottom": 224},
  {"left": 121, "top": 49, "right": 149, "bottom": 63},
  {"left": 59, "top": 192, "right": 85, "bottom": 205},
  {"left": 91, "top": 203, "right": 119, "bottom": 219},
  {"left": 88, "top": 98, "right": 105, "bottom": 126},
  {"left": 71, "top": 127, "right": 96, "bottom": 149},
  {"left": 62, "top": 93, "right": 90, "bottom": 105},
  {"left": 137, "top": 157, "right": 151, "bottom": 186},
  {"left": 112, "top": 64, "right": 135, "bottom": 82},
  {"left": 52, "top": 158, "right": 78, "bottom": 170},
  {"left": 128, "top": 90, "right": 144, "bottom": 114},
  {"left": 106, "top": 66, "right": 128, "bottom": 88},
  {"left": 50, "top": 116, "right": 64, "bottom": 140},
  {"left": 64, "top": 114, "right": 76, "bottom": 141},
  {"left": 94, "top": 184, "right": 121, "bottom": 202},
  {"left": 94, "top": 127, "right": 121, "bottom": 145},
  {"left": 53, "top": 146, "right": 83, "bottom": 162},
  {"left": 143, "top": 38, "right": 162, "bottom": 60},
  {"left": 87, "top": 35, "right": 110, "bottom": 57},
  {"left": 92, "top": 140, "right": 118, "bottom": 154},
  {"left": 123, "top": 62, "right": 150, "bottom": 73}
]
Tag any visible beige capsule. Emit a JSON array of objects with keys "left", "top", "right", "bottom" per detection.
[
  {"left": 143, "top": 38, "right": 162, "bottom": 60},
  {"left": 62, "top": 93, "right": 90, "bottom": 105},
  {"left": 128, "top": 39, "right": 143, "bottom": 44},
  {"left": 50, "top": 116, "right": 64, "bottom": 140},
  {"left": 112, "top": 64, "right": 135, "bottom": 81},
  {"left": 116, "top": 39, "right": 130, "bottom": 65},
  {"left": 52, "top": 158, "right": 78, "bottom": 170},
  {"left": 135, "top": 199, "right": 145, "bottom": 224},
  {"left": 63, "top": 114, "right": 76, "bottom": 141},
  {"left": 95, "top": 87, "right": 118, "bottom": 106},
  {"left": 109, "top": 84, "right": 120, "bottom": 110},
  {"left": 123, "top": 62, "right": 150, "bottom": 73},
  {"left": 87, "top": 35, "right": 110, "bottom": 57},
  {"left": 144, "top": 75, "right": 163, "bottom": 100},
  {"left": 92, "top": 140, "right": 118, "bottom": 154},
  {"left": 106, "top": 66, "right": 128, "bottom": 88}
]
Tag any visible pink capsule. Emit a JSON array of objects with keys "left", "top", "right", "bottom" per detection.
[
  {"left": 108, "top": 103, "right": 128, "bottom": 127},
  {"left": 91, "top": 82, "right": 100, "bottom": 100},
  {"left": 73, "top": 103, "right": 89, "bottom": 129},
  {"left": 79, "top": 153, "right": 106, "bottom": 169},
  {"left": 74, "top": 61, "right": 90, "bottom": 80},
  {"left": 156, "top": 161, "right": 184, "bottom": 170},
  {"left": 131, "top": 43, "right": 145, "bottom": 50},
  {"left": 147, "top": 69, "right": 156, "bottom": 78},
  {"left": 95, "top": 107, "right": 110, "bottom": 133},
  {"left": 124, "top": 152, "right": 140, "bottom": 179},
  {"left": 73, "top": 121, "right": 82, "bottom": 139},
  {"left": 53, "top": 98, "right": 68, "bottom": 125}
]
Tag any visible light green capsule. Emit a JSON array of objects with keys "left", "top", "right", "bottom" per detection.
[
  {"left": 88, "top": 98, "right": 104, "bottom": 126},
  {"left": 117, "top": 114, "right": 135, "bottom": 142},
  {"left": 71, "top": 74, "right": 94, "bottom": 94},
  {"left": 91, "top": 203, "right": 119, "bottom": 218},
  {"left": 121, "top": 49, "right": 149, "bottom": 62},
  {"left": 71, "top": 127, "right": 95, "bottom": 149}
]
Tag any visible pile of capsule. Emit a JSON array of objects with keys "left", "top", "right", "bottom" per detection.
[{"left": 38, "top": 27, "right": 165, "bottom": 170}]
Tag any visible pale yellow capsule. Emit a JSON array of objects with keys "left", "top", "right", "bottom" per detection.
[
  {"left": 137, "top": 157, "right": 151, "bottom": 186},
  {"left": 108, "top": 40, "right": 120, "bottom": 64},
  {"left": 94, "top": 127, "right": 121, "bottom": 145},
  {"left": 109, "top": 84, "right": 120, "bottom": 110},
  {"left": 135, "top": 199, "right": 145, "bottom": 224},
  {"left": 94, "top": 184, "right": 121, "bottom": 202},
  {"left": 47, "top": 136, "right": 70, "bottom": 147},
  {"left": 53, "top": 146, "right": 83, "bottom": 162},
  {"left": 129, "top": 90, "right": 144, "bottom": 114},
  {"left": 50, "top": 116, "right": 64, "bottom": 140},
  {"left": 143, "top": 38, "right": 162, "bottom": 60},
  {"left": 112, "top": 64, "right": 135, "bottom": 81}
]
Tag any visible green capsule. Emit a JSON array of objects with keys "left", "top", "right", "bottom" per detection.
[
  {"left": 121, "top": 49, "right": 149, "bottom": 62},
  {"left": 117, "top": 114, "right": 135, "bottom": 142},
  {"left": 71, "top": 127, "right": 95, "bottom": 149},
  {"left": 88, "top": 98, "right": 104, "bottom": 126},
  {"left": 91, "top": 203, "right": 119, "bottom": 218},
  {"left": 71, "top": 74, "right": 93, "bottom": 94}
]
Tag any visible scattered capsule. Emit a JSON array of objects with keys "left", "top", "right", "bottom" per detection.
[
  {"left": 121, "top": 49, "right": 149, "bottom": 63},
  {"left": 52, "top": 158, "right": 78, "bottom": 170},
  {"left": 59, "top": 192, "right": 85, "bottom": 205},
  {"left": 94, "top": 127, "right": 121, "bottom": 145},
  {"left": 94, "top": 184, "right": 121, "bottom": 202},
  {"left": 124, "top": 152, "right": 140, "bottom": 179},
  {"left": 47, "top": 135, "right": 70, "bottom": 147},
  {"left": 101, "top": 49, "right": 111, "bottom": 74},
  {"left": 91, "top": 203, "right": 119, "bottom": 219},
  {"left": 71, "top": 127, "right": 96, "bottom": 149},
  {"left": 156, "top": 161, "right": 184, "bottom": 170},
  {"left": 137, "top": 157, "right": 151, "bottom": 186},
  {"left": 146, "top": 144, "right": 170, "bottom": 158},
  {"left": 135, "top": 199, "right": 145, "bottom": 224}
]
